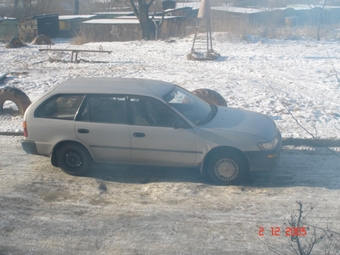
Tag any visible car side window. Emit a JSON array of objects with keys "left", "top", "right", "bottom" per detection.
[
  {"left": 78, "top": 95, "right": 126, "bottom": 124},
  {"left": 35, "top": 95, "right": 84, "bottom": 120},
  {"left": 129, "top": 97, "right": 180, "bottom": 127}
]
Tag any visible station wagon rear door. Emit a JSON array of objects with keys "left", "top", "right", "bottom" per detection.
[{"left": 75, "top": 95, "right": 131, "bottom": 163}]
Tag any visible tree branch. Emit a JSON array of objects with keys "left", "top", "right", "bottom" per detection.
[
  {"left": 129, "top": 0, "right": 139, "bottom": 18},
  {"left": 257, "top": 237, "right": 288, "bottom": 255},
  {"left": 147, "top": 0, "right": 155, "bottom": 8}
]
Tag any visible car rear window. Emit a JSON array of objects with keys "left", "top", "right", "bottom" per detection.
[{"left": 35, "top": 95, "right": 85, "bottom": 120}]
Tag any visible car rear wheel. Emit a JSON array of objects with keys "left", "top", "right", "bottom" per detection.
[
  {"left": 57, "top": 143, "right": 92, "bottom": 176},
  {"left": 207, "top": 151, "right": 246, "bottom": 185}
]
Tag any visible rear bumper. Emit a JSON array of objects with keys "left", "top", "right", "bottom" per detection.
[
  {"left": 245, "top": 137, "right": 282, "bottom": 171},
  {"left": 21, "top": 140, "right": 38, "bottom": 155}
]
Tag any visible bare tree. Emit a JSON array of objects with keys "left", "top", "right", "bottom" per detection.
[
  {"left": 309, "top": 0, "right": 328, "bottom": 41},
  {"left": 129, "top": 0, "right": 156, "bottom": 40},
  {"left": 74, "top": 0, "right": 79, "bottom": 15},
  {"left": 14, "top": 0, "right": 19, "bottom": 8},
  {"left": 259, "top": 201, "right": 340, "bottom": 255}
]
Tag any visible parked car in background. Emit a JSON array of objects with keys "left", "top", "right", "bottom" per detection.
[{"left": 21, "top": 77, "right": 282, "bottom": 185}]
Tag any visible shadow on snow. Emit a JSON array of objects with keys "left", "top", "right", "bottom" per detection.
[{"left": 85, "top": 148, "right": 340, "bottom": 190}]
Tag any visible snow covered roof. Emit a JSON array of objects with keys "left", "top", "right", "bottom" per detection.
[
  {"left": 180, "top": 4, "right": 340, "bottom": 14},
  {"left": 211, "top": 6, "right": 266, "bottom": 14},
  {"left": 0, "top": 16, "right": 17, "bottom": 20},
  {"left": 287, "top": 4, "right": 340, "bottom": 10},
  {"left": 177, "top": 3, "right": 278, "bottom": 13},
  {"left": 156, "top": 16, "right": 183, "bottom": 19},
  {"left": 176, "top": 2, "right": 201, "bottom": 10},
  {"left": 82, "top": 16, "right": 181, "bottom": 25},
  {"left": 83, "top": 19, "right": 139, "bottom": 24},
  {"left": 109, "top": 16, "right": 137, "bottom": 19},
  {"left": 59, "top": 15, "right": 97, "bottom": 20},
  {"left": 116, "top": 15, "right": 183, "bottom": 19},
  {"left": 91, "top": 11, "right": 134, "bottom": 15}
]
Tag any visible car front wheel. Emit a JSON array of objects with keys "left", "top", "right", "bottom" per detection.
[
  {"left": 57, "top": 143, "right": 92, "bottom": 176},
  {"left": 207, "top": 151, "right": 246, "bottom": 185}
]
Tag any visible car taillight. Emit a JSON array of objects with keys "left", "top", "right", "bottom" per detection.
[{"left": 23, "top": 121, "right": 28, "bottom": 137}]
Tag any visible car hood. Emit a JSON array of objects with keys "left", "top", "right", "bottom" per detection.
[{"left": 201, "top": 106, "right": 277, "bottom": 140}]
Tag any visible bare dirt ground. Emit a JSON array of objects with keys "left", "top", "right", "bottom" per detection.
[{"left": 1, "top": 136, "right": 340, "bottom": 255}]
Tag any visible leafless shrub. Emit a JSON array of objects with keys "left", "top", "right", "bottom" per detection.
[
  {"left": 71, "top": 28, "right": 95, "bottom": 45},
  {"left": 72, "top": 34, "right": 91, "bottom": 45},
  {"left": 260, "top": 201, "right": 340, "bottom": 255},
  {"left": 0, "top": 35, "right": 12, "bottom": 43}
]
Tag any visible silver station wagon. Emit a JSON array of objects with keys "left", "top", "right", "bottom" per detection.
[{"left": 21, "top": 77, "right": 282, "bottom": 185}]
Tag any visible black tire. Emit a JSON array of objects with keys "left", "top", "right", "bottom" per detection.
[
  {"left": 192, "top": 88, "right": 227, "bottom": 106},
  {"left": 32, "top": 34, "right": 51, "bottom": 45},
  {"left": 0, "top": 87, "right": 31, "bottom": 115},
  {"left": 57, "top": 143, "right": 92, "bottom": 176},
  {"left": 207, "top": 151, "right": 246, "bottom": 185}
]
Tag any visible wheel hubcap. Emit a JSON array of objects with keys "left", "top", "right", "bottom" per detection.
[
  {"left": 65, "top": 150, "right": 82, "bottom": 168},
  {"left": 214, "top": 158, "right": 239, "bottom": 181}
]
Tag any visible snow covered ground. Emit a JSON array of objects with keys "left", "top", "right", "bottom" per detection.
[
  {"left": 1, "top": 34, "right": 340, "bottom": 255},
  {"left": 1, "top": 33, "right": 340, "bottom": 139}
]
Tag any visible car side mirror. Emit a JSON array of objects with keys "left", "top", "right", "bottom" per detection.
[{"left": 173, "top": 120, "right": 186, "bottom": 129}]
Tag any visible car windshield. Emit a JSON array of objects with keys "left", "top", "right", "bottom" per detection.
[{"left": 163, "top": 86, "right": 216, "bottom": 125}]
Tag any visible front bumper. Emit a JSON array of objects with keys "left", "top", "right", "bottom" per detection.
[
  {"left": 245, "top": 134, "right": 282, "bottom": 171},
  {"left": 21, "top": 140, "right": 38, "bottom": 155}
]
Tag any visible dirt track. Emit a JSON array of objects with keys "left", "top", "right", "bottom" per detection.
[{"left": 1, "top": 136, "right": 340, "bottom": 255}]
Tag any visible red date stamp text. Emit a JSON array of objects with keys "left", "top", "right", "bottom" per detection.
[{"left": 258, "top": 226, "right": 307, "bottom": 237}]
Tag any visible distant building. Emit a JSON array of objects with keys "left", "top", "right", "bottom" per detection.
[
  {"left": 81, "top": 18, "right": 141, "bottom": 42},
  {"left": 19, "top": 14, "right": 59, "bottom": 42},
  {"left": 0, "top": 17, "right": 19, "bottom": 39},
  {"left": 79, "top": 7, "right": 197, "bottom": 41},
  {"left": 59, "top": 15, "right": 97, "bottom": 37}
]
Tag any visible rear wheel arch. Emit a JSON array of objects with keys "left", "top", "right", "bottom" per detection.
[
  {"left": 51, "top": 141, "right": 93, "bottom": 167},
  {"left": 54, "top": 141, "right": 93, "bottom": 176}
]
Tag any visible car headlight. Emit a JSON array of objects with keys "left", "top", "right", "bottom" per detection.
[{"left": 258, "top": 137, "right": 279, "bottom": 151}]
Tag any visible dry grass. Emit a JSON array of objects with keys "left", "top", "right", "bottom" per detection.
[
  {"left": 71, "top": 31, "right": 93, "bottom": 45},
  {"left": 0, "top": 36, "right": 11, "bottom": 43}
]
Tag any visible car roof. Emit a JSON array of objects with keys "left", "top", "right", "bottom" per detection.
[{"left": 51, "top": 77, "right": 176, "bottom": 98}]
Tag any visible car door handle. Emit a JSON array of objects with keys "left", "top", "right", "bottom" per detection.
[
  {"left": 133, "top": 132, "right": 145, "bottom": 137},
  {"left": 78, "top": 129, "right": 89, "bottom": 134}
]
